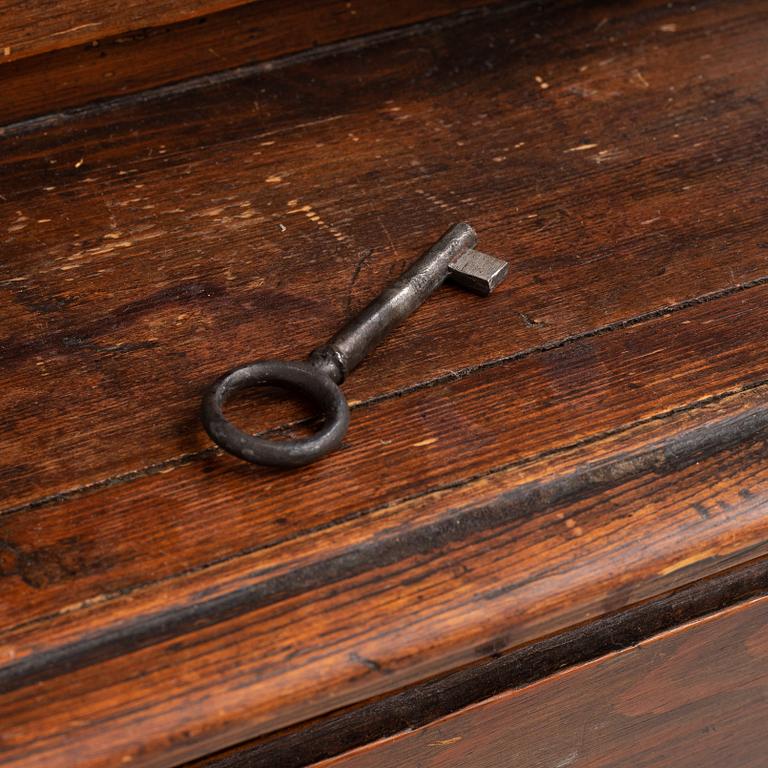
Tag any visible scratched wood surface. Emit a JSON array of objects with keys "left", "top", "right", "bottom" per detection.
[{"left": 1, "top": 0, "right": 768, "bottom": 766}]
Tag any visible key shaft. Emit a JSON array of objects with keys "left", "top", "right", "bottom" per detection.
[
  {"left": 310, "top": 223, "right": 477, "bottom": 382},
  {"left": 203, "top": 221, "right": 508, "bottom": 467}
]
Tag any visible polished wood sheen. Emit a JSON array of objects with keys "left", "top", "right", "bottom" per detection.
[
  {"left": 1, "top": 0, "right": 767, "bottom": 766},
  {"left": 181, "top": 559, "right": 768, "bottom": 767},
  {"left": 0, "top": 0, "right": 252, "bottom": 61}
]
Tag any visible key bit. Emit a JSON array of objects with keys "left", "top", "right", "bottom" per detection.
[
  {"left": 448, "top": 248, "right": 509, "bottom": 296},
  {"left": 202, "top": 223, "right": 509, "bottom": 467}
]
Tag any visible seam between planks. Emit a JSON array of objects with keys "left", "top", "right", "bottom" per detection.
[
  {"left": 177, "top": 559, "right": 768, "bottom": 768},
  {"left": 2, "top": 271, "right": 768, "bottom": 523},
  {"left": 0, "top": 0, "right": 534, "bottom": 137},
  {"left": 4, "top": 345, "right": 768, "bottom": 642}
]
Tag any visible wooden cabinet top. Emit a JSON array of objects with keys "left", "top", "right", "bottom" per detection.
[{"left": 1, "top": 1, "right": 767, "bottom": 766}]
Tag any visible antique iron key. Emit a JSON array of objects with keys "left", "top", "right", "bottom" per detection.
[{"left": 201, "top": 223, "right": 508, "bottom": 467}]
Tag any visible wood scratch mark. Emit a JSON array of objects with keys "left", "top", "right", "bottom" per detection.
[
  {"left": 416, "top": 188, "right": 452, "bottom": 211},
  {"left": 287, "top": 201, "right": 348, "bottom": 242},
  {"left": 378, "top": 218, "right": 398, "bottom": 259},
  {"left": 594, "top": 148, "right": 622, "bottom": 164},
  {"left": 51, "top": 22, "right": 101, "bottom": 37},
  {"left": 631, "top": 69, "right": 650, "bottom": 88},
  {"left": 347, "top": 248, "right": 373, "bottom": 313},
  {"left": 256, "top": 114, "right": 348, "bottom": 143},
  {"left": 660, "top": 550, "right": 716, "bottom": 576},
  {"left": 349, "top": 652, "right": 384, "bottom": 673},
  {"left": 429, "top": 737, "right": 462, "bottom": 747}
]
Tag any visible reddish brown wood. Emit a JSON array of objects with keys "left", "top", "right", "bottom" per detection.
[
  {"left": 180, "top": 558, "right": 768, "bottom": 767},
  {"left": 2, "top": 0, "right": 767, "bottom": 511},
  {"left": 0, "top": 0, "right": 495, "bottom": 125},
  {"left": 1, "top": 1, "right": 767, "bottom": 767},
  {"left": 313, "top": 595, "right": 768, "bottom": 768},
  {"left": 0, "top": 0, "right": 250, "bottom": 62},
  {"left": 2, "top": 286, "right": 768, "bottom": 635},
  {"left": 1, "top": 370, "right": 767, "bottom": 766}
]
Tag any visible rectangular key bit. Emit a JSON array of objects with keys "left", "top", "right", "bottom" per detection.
[{"left": 447, "top": 248, "right": 509, "bottom": 295}]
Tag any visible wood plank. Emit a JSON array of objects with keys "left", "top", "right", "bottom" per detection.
[
  {"left": 1, "top": 0, "right": 768, "bottom": 512},
  {"left": 0, "top": 0, "right": 495, "bottom": 126},
  {"left": 0, "top": 0, "right": 250, "bottom": 62},
  {"left": 178, "top": 557, "right": 768, "bottom": 767},
  {"left": 313, "top": 594, "right": 768, "bottom": 768},
  {"left": 2, "top": 283, "right": 768, "bottom": 635},
  {"left": 3, "top": 1, "right": 768, "bottom": 766},
  {"left": 1, "top": 296, "right": 768, "bottom": 766}
]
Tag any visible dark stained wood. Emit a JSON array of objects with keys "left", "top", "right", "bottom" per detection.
[
  {"left": 312, "top": 594, "right": 768, "bottom": 768},
  {"left": 181, "top": 557, "right": 768, "bottom": 767},
  {"left": 1, "top": 369, "right": 768, "bottom": 766},
  {"left": 0, "top": 0, "right": 496, "bottom": 126},
  {"left": 3, "top": 285, "right": 768, "bottom": 636},
  {"left": 2, "top": 0, "right": 768, "bottom": 511},
  {"left": 0, "top": 0, "right": 250, "bottom": 62},
  {"left": 1, "top": 1, "right": 768, "bottom": 767}
]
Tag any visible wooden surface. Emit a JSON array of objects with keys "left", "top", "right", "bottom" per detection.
[
  {"left": 315, "top": 594, "right": 768, "bottom": 768},
  {"left": 0, "top": 0, "right": 250, "bottom": 62},
  {"left": 182, "top": 557, "right": 768, "bottom": 767},
  {"left": 0, "top": 0, "right": 494, "bottom": 125},
  {"left": 2, "top": 0, "right": 768, "bottom": 766}
]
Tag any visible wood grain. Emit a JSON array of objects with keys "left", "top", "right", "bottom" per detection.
[
  {"left": 314, "top": 594, "right": 768, "bottom": 768},
  {"left": 2, "top": 1, "right": 768, "bottom": 766},
  {"left": 2, "top": 0, "right": 767, "bottom": 511},
  {"left": 179, "top": 557, "right": 768, "bottom": 767},
  {"left": 0, "top": 0, "right": 250, "bottom": 62},
  {"left": 3, "top": 284, "right": 768, "bottom": 636},
  {"left": 1, "top": 347, "right": 768, "bottom": 766},
  {"left": 0, "top": 0, "right": 495, "bottom": 126}
]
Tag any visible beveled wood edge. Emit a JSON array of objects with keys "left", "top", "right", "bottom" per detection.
[
  {"left": 313, "top": 591, "right": 768, "bottom": 768},
  {"left": 2, "top": 335, "right": 767, "bottom": 765},
  {"left": 1, "top": 370, "right": 767, "bottom": 762},
  {"left": 3, "top": 364, "right": 768, "bottom": 669},
  {"left": 182, "top": 555, "right": 768, "bottom": 767},
  {"left": 0, "top": 0, "right": 252, "bottom": 63},
  {"left": 0, "top": 0, "right": 501, "bottom": 129}
]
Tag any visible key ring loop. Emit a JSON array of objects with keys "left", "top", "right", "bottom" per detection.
[{"left": 201, "top": 360, "right": 350, "bottom": 467}]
